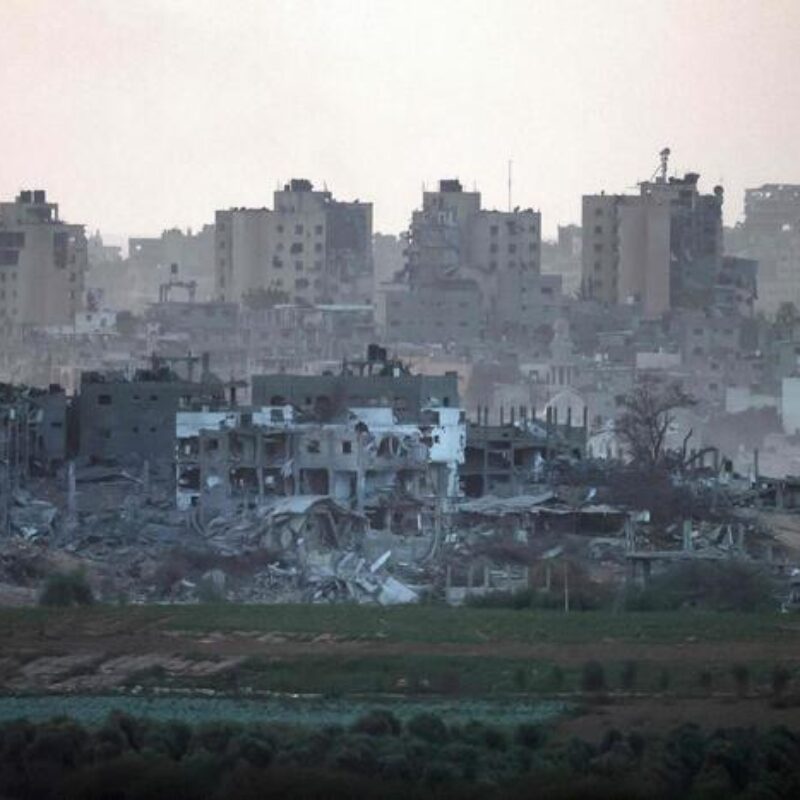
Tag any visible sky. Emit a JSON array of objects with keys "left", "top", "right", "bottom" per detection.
[{"left": 1, "top": 0, "right": 799, "bottom": 241}]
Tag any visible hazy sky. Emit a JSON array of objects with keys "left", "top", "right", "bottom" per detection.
[{"left": 2, "top": 0, "right": 799, "bottom": 240}]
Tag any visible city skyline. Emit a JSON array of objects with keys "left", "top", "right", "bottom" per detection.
[{"left": 2, "top": 0, "right": 799, "bottom": 239}]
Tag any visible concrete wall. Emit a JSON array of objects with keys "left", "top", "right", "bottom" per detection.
[{"left": 78, "top": 378, "right": 223, "bottom": 469}]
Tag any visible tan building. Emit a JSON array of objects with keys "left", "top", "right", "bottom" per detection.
[
  {"left": 582, "top": 164, "right": 723, "bottom": 318},
  {"left": 216, "top": 179, "right": 372, "bottom": 307},
  {"left": 0, "top": 190, "right": 86, "bottom": 327},
  {"left": 581, "top": 193, "right": 621, "bottom": 304}
]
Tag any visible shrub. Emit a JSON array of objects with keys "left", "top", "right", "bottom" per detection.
[
  {"left": 351, "top": 711, "right": 401, "bottom": 738},
  {"left": 406, "top": 714, "right": 448, "bottom": 744},
  {"left": 771, "top": 665, "right": 792, "bottom": 700},
  {"left": 515, "top": 723, "right": 546, "bottom": 750},
  {"left": 581, "top": 661, "right": 606, "bottom": 693},
  {"left": 39, "top": 570, "right": 94, "bottom": 607},
  {"left": 623, "top": 561, "right": 775, "bottom": 613}
]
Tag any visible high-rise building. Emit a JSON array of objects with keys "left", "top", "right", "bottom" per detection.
[
  {"left": 384, "top": 179, "right": 543, "bottom": 344},
  {"left": 726, "top": 184, "right": 800, "bottom": 316},
  {"left": 744, "top": 184, "right": 800, "bottom": 234},
  {"left": 405, "top": 179, "right": 541, "bottom": 303},
  {"left": 215, "top": 179, "right": 372, "bottom": 307},
  {"left": 0, "top": 190, "right": 87, "bottom": 327},
  {"left": 581, "top": 154, "right": 723, "bottom": 318}
]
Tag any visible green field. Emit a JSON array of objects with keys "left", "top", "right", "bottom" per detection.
[{"left": 0, "top": 604, "right": 794, "bottom": 645}]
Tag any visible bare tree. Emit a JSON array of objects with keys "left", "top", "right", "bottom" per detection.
[
  {"left": 775, "top": 301, "right": 799, "bottom": 340},
  {"left": 615, "top": 376, "right": 696, "bottom": 471}
]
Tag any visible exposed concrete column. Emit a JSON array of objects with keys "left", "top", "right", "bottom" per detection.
[
  {"left": 624, "top": 517, "right": 635, "bottom": 552},
  {"left": 67, "top": 461, "right": 77, "bottom": 526},
  {"left": 682, "top": 520, "right": 692, "bottom": 551},
  {"left": 141, "top": 459, "right": 150, "bottom": 497},
  {"left": 355, "top": 469, "right": 366, "bottom": 511}
]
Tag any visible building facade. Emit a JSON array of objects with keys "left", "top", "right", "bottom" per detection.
[
  {"left": 0, "top": 190, "right": 87, "bottom": 327},
  {"left": 215, "top": 179, "right": 373, "bottom": 307},
  {"left": 581, "top": 161, "right": 723, "bottom": 318},
  {"left": 405, "top": 179, "right": 542, "bottom": 309}
]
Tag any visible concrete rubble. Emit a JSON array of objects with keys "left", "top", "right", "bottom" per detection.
[{"left": 0, "top": 347, "right": 798, "bottom": 608}]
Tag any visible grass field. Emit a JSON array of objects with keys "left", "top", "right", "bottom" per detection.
[
  {"left": 1, "top": 604, "right": 796, "bottom": 645},
  {"left": 1, "top": 604, "right": 799, "bottom": 736}
]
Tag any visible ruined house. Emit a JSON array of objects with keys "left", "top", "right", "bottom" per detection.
[
  {"left": 251, "top": 347, "right": 459, "bottom": 423},
  {"left": 175, "top": 403, "right": 466, "bottom": 518}
]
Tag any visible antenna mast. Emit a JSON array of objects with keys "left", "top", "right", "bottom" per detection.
[{"left": 659, "top": 147, "right": 670, "bottom": 183}]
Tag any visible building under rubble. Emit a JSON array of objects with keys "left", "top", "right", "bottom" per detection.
[{"left": 1, "top": 382, "right": 68, "bottom": 534}]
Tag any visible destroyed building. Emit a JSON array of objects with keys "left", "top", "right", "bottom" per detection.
[
  {"left": 251, "top": 347, "right": 459, "bottom": 422},
  {"left": 462, "top": 409, "right": 587, "bottom": 497},
  {"left": 128, "top": 225, "right": 216, "bottom": 306},
  {"left": 175, "top": 402, "right": 466, "bottom": 517}
]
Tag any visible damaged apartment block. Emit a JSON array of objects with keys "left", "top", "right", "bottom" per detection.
[
  {"left": 176, "top": 403, "right": 466, "bottom": 522},
  {"left": 175, "top": 349, "right": 462, "bottom": 534}
]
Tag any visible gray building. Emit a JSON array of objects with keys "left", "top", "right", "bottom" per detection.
[
  {"left": 251, "top": 350, "right": 459, "bottom": 424},
  {"left": 744, "top": 184, "right": 800, "bottom": 234},
  {"left": 727, "top": 184, "right": 800, "bottom": 316},
  {"left": 77, "top": 366, "right": 224, "bottom": 471},
  {"left": 405, "top": 179, "right": 541, "bottom": 310},
  {"left": 384, "top": 280, "right": 483, "bottom": 344},
  {"left": 128, "top": 225, "right": 216, "bottom": 306}
]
